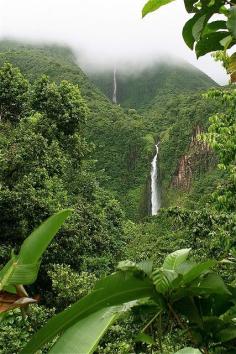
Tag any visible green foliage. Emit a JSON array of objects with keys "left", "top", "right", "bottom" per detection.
[
  {"left": 142, "top": 0, "right": 236, "bottom": 82},
  {"left": 32, "top": 76, "right": 88, "bottom": 137},
  {"left": 201, "top": 89, "right": 236, "bottom": 212},
  {"left": 21, "top": 270, "right": 154, "bottom": 353},
  {"left": 142, "top": 0, "right": 176, "bottom": 18},
  {"left": 89, "top": 62, "right": 216, "bottom": 111},
  {"left": 22, "top": 249, "right": 236, "bottom": 354},
  {"left": 48, "top": 264, "right": 97, "bottom": 310},
  {"left": 0, "top": 306, "right": 55, "bottom": 354},
  {"left": 0, "top": 42, "right": 221, "bottom": 220},
  {"left": 175, "top": 349, "right": 201, "bottom": 354},
  {"left": 0, "top": 210, "right": 72, "bottom": 291},
  {"left": 0, "top": 62, "right": 126, "bottom": 291},
  {"left": 146, "top": 92, "right": 219, "bottom": 203},
  {"left": 49, "top": 308, "right": 118, "bottom": 354},
  {"left": 0, "top": 41, "right": 235, "bottom": 354},
  {"left": 0, "top": 63, "right": 29, "bottom": 122},
  {"left": 89, "top": 74, "right": 218, "bottom": 217},
  {"left": 125, "top": 207, "right": 236, "bottom": 285},
  {"left": 162, "top": 248, "right": 191, "bottom": 270}
]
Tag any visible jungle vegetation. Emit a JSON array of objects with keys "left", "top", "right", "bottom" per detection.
[{"left": 0, "top": 0, "right": 236, "bottom": 352}]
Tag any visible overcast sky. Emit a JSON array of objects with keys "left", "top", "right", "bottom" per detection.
[{"left": 0, "top": 0, "right": 228, "bottom": 84}]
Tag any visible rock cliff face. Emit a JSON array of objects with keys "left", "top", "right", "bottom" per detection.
[{"left": 172, "top": 126, "right": 214, "bottom": 190}]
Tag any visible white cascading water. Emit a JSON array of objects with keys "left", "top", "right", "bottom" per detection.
[
  {"left": 112, "top": 68, "right": 117, "bottom": 104},
  {"left": 151, "top": 144, "right": 161, "bottom": 215}
]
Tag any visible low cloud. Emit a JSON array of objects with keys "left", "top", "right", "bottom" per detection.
[{"left": 0, "top": 0, "right": 228, "bottom": 84}]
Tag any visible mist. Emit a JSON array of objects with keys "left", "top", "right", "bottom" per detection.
[{"left": 0, "top": 0, "right": 228, "bottom": 84}]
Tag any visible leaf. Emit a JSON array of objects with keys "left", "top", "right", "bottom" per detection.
[
  {"left": 227, "top": 7, "right": 236, "bottom": 38},
  {"left": 182, "top": 11, "right": 214, "bottom": 49},
  {"left": 174, "top": 348, "right": 201, "bottom": 354},
  {"left": 0, "top": 259, "right": 41, "bottom": 289},
  {"left": 152, "top": 269, "right": 171, "bottom": 294},
  {"left": 203, "top": 20, "right": 227, "bottom": 35},
  {"left": 0, "top": 258, "right": 17, "bottom": 291},
  {"left": 220, "top": 35, "right": 233, "bottom": 48},
  {"left": 18, "top": 209, "right": 72, "bottom": 264},
  {"left": 142, "top": 0, "right": 176, "bottom": 18},
  {"left": 192, "top": 15, "right": 207, "bottom": 41},
  {"left": 0, "top": 210, "right": 72, "bottom": 289},
  {"left": 228, "top": 52, "right": 236, "bottom": 83},
  {"left": 195, "top": 31, "right": 229, "bottom": 58},
  {"left": 184, "top": 0, "right": 199, "bottom": 13},
  {"left": 202, "top": 316, "right": 225, "bottom": 333},
  {"left": 117, "top": 260, "right": 153, "bottom": 276},
  {"left": 182, "top": 260, "right": 216, "bottom": 284},
  {"left": 135, "top": 332, "right": 156, "bottom": 345},
  {"left": 176, "top": 261, "right": 195, "bottom": 275},
  {"left": 6, "top": 263, "right": 41, "bottom": 285},
  {"left": 0, "top": 313, "right": 6, "bottom": 323},
  {"left": 138, "top": 260, "right": 153, "bottom": 276},
  {"left": 183, "top": 14, "right": 201, "bottom": 49},
  {"left": 199, "top": 294, "right": 232, "bottom": 317},
  {"left": 216, "top": 326, "right": 236, "bottom": 342},
  {"left": 49, "top": 307, "right": 119, "bottom": 354},
  {"left": 190, "top": 273, "right": 231, "bottom": 296},
  {"left": 163, "top": 248, "right": 191, "bottom": 270},
  {"left": 20, "top": 271, "right": 155, "bottom": 354},
  {"left": 152, "top": 268, "right": 181, "bottom": 294}
]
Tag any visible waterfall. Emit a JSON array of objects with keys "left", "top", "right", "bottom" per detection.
[
  {"left": 151, "top": 144, "right": 161, "bottom": 215},
  {"left": 112, "top": 68, "right": 117, "bottom": 104}
]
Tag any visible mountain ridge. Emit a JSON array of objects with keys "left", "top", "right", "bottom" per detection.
[{"left": 87, "top": 59, "right": 218, "bottom": 110}]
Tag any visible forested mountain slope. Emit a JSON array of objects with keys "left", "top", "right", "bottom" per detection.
[
  {"left": 0, "top": 41, "right": 153, "bottom": 217},
  {"left": 88, "top": 60, "right": 217, "bottom": 110},
  {"left": 86, "top": 56, "right": 220, "bottom": 211},
  {"left": 0, "top": 40, "right": 220, "bottom": 219}
]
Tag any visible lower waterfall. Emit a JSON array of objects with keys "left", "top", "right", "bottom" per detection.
[{"left": 151, "top": 144, "right": 161, "bottom": 215}]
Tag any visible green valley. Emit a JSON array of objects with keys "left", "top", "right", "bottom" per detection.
[
  {"left": 0, "top": 41, "right": 221, "bottom": 217},
  {"left": 0, "top": 28, "right": 235, "bottom": 354}
]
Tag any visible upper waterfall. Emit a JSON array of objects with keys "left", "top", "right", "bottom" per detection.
[
  {"left": 112, "top": 68, "right": 117, "bottom": 104},
  {"left": 151, "top": 144, "right": 161, "bottom": 215}
]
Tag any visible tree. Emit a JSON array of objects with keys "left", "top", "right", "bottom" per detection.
[
  {"left": 0, "top": 64, "right": 126, "bottom": 293},
  {"left": 32, "top": 75, "right": 88, "bottom": 136},
  {"left": 0, "top": 63, "right": 29, "bottom": 122},
  {"left": 201, "top": 89, "right": 236, "bottom": 212},
  {"left": 0, "top": 113, "right": 69, "bottom": 244}
]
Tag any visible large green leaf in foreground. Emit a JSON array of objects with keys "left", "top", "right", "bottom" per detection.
[
  {"left": 0, "top": 209, "right": 72, "bottom": 289},
  {"left": 18, "top": 209, "right": 73, "bottom": 264},
  {"left": 49, "top": 307, "right": 121, "bottom": 354},
  {"left": 21, "top": 272, "right": 156, "bottom": 354}
]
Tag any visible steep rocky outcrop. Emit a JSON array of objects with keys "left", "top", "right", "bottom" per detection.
[{"left": 172, "top": 126, "right": 214, "bottom": 190}]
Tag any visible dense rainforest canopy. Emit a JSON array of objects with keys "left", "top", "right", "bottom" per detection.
[{"left": 0, "top": 2, "right": 235, "bottom": 350}]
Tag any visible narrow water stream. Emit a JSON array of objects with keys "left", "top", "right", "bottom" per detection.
[{"left": 151, "top": 144, "right": 161, "bottom": 215}]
